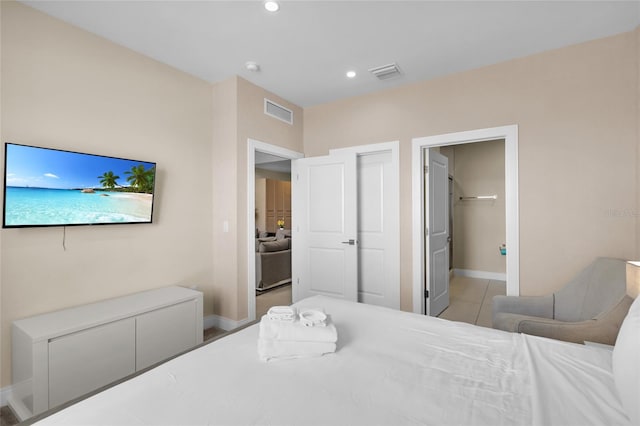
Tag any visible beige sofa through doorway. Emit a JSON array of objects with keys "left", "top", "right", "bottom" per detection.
[{"left": 255, "top": 229, "right": 292, "bottom": 291}]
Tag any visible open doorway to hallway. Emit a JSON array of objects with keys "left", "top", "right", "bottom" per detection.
[
  {"left": 248, "top": 140, "right": 303, "bottom": 322},
  {"left": 254, "top": 152, "right": 293, "bottom": 318}
]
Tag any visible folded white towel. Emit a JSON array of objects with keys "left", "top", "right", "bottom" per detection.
[
  {"left": 267, "top": 306, "right": 297, "bottom": 322},
  {"left": 258, "top": 338, "right": 336, "bottom": 362},
  {"left": 299, "top": 308, "right": 327, "bottom": 327},
  {"left": 259, "top": 315, "right": 337, "bottom": 343}
]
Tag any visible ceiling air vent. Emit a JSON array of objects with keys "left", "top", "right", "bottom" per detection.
[
  {"left": 369, "top": 63, "right": 402, "bottom": 80},
  {"left": 264, "top": 98, "right": 293, "bottom": 125}
]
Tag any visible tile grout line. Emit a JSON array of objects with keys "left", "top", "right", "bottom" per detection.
[{"left": 474, "top": 280, "right": 491, "bottom": 325}]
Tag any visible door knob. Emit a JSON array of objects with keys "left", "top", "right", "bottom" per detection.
[{"left": 341, "top": 239, "right": 357, "bottom": 245}]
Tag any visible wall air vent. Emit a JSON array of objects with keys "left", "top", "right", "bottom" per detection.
[
  {"left": 264, "top": 98, "right": 293, "bottom": 125},
  {"left": 369, "top": 63, "right": 402, "bottom": 80}
]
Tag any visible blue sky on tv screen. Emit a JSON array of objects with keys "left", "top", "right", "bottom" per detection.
[{"left": 5, "top": 144, "right": 155, "bottom": 190}]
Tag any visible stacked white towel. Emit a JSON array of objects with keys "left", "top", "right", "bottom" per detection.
[
  {"left": 266, "top": 306, "right": 297, "bottom": 322},
  {"left": 258, "top": 307, "right": 337, "bottom": 361}
]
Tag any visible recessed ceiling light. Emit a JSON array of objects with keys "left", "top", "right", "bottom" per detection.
[
  {"left": 264, "top": 1, "right": 279, "bottom": 12},
  {"left": 245, "top": 61, "right": 260, "bottom": 72},
  {"left": 346, "top": 70, "right": 357, "bottom": 79}
]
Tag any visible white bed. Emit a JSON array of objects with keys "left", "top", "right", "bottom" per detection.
[{"left": 33, "top": 295, "right": 638, "bottom": 426}]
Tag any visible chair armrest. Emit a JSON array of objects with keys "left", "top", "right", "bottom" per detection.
[
  {"left": 492, "top": 295, "right": 553, "bottom": 324},
  {"left": 516, "top": 317, "right": 613, "bottom": 345},
  {"left": 492, "top": 312, "right": 539, "bottom": 333},
  {"left": 494, "top": 296, "right": 632, "bottom": 345},
  {"left": 492, "top": 312, "right": 593, "bottom": 341}
]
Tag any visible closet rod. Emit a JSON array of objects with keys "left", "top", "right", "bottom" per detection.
[{"left": 459, "top": 195, "right": 497, "bottom": 201}]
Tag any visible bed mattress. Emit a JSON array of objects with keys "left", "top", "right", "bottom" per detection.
[{"left": 35, "top": 295, "right": 630, "bottom": 425}]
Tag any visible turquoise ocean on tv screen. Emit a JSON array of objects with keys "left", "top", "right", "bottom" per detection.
[{"left": 4, "top": 187, "right": 152, "bottom": 226}]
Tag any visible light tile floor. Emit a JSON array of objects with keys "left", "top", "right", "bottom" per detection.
[
  {"left": 251, "top": 278, "right": 502, "bottom": 328},
  {"left": 256, "top": 284, "right": 292, "bottom": 318},
  {"left": 437, "top": 274, "right": 506, "bottom": 328},
  {"left": 203, "top": 284, "right": 292, "bottom": 342},
  {"left": 205, "top": 277, "right": 499, "bottom": 341}
]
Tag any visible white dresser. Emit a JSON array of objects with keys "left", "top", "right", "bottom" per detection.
[{"left": 9, "top": 286, "right": 203, "bottom": 421}]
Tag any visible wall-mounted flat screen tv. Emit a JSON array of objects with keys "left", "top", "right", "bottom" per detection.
[{"left": 3, "top": 143, "right": 156, "bottom": 228}]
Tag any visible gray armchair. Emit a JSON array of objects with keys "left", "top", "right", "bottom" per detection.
[{"left": 492, "top": 257, "right": 633, "bottom": 345}]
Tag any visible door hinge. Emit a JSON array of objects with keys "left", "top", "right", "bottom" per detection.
[
  {"left": 425, "top": 227, "right": 429, "bottom": 236},
  {"left": 424, "top": 165, "right": 429, "bottom": 174},
  {"left": 424, "top": 289, "right": 429, "bottom": 298}
]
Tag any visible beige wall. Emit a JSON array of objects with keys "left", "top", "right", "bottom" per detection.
[
  {"left": 255, "top": 169, "right": 291, "bottom": 181},
  {"left": 211, "top": 77, "right": 239, "bottom": 320},
  {"left": 445, "top": 140, "right": 506, "bottom": 274},
  {"left": 211, "top": 76, "right": 303, "bottom": 322},
  {"left": 0, "top": 2, "right": 215, "bottom": 387},
  {"left": 637, "top": 27, "right": 640, "bottom": 259},
  {"left": 304, "top": 30, "right": 637, "bottom": 309},
  {"left": 0, "top": 3, "right": 304, "bottom": 388},
  {"left": 235, "top": 78, "right": 302, "bottom": 320},
  {"left": 0, "top": 0, "right": 4, "bottom": 390}
]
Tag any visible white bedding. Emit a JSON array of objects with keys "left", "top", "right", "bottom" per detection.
[{"left": 35, "top": 296, "right": 630, "bottom": 426}]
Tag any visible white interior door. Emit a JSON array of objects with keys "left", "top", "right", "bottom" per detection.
[
  {"left": 426, "top": 149, "right": 450, "bottom": 316},
  {"left": 291, "top": 153, "right": 358, "bottom": 302},
  {"left": 357, "top": 151, "right": 399, "bottom": 309}
]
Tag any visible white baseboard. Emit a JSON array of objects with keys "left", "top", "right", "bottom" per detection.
[
  {"left": 0, "top": 384, "right": 12, "bottom": 407},
  {"left": 204, "top": 314, "right": 251, "bottom": 331},
  {"left": 453, "top": 269, "right": 506, "bottom": 281}
]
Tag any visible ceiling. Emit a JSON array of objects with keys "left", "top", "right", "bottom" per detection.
[
  {"left": 22, "top": 1, "right": 640, "bottom": 108},
  {"left": 255, "top": 151, "right": 291, "bottom": 173}
]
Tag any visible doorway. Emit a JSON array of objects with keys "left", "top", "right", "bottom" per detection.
[
  {"left": 437, "top": 140, "right": 507, "bottom": 326},
  {"left": 247, "top": 139, "right": 303, "bottom": 322},
  {"left": 411, "top": 125, "right": 519, "bottom": 316}
]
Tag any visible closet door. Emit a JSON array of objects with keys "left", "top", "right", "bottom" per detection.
[
  {"left": 291, "top": 153, "right": 358, "bottom": 302},
  {"left": 426, "top": 149, "right": 450, "bottom": 316},
  {"left": 356, "top": 151, "right": 399, "bottom": 309}
]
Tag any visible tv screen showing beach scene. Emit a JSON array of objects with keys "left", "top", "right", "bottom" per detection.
[{"left": 3, "top": 143, "right": 156, "bottom": 228}]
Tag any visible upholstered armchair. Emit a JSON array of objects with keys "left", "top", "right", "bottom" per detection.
[{"left": 492, "top": 257, "right": 633, "bottom": 345}]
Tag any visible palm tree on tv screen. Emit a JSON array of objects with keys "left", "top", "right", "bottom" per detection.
[
  {"left": 124, "top": 164, "right": 154, "bottom": 193},
  {"left": 97, "top": 171, "right": 120, "bottom": 189}
]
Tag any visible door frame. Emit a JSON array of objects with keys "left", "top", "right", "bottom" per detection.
[
  {"left": 411, "top": 125, "right": 519, "bottom": 315},
  {"left": 247, "top": 139, "right": 304, "bottom": 322}
]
